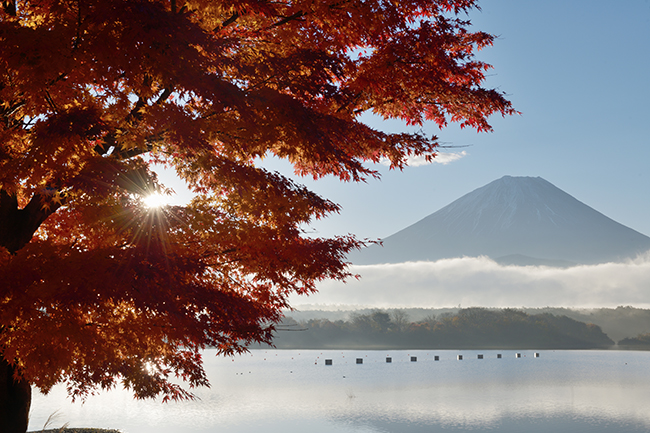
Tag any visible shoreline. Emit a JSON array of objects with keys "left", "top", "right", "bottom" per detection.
[{"left": 34, "top": 429, "right": 121, "bottom": 433}]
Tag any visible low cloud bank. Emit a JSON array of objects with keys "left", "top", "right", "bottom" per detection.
[{"left": 292, "top": 253, "right": 650, "bottom": 309}]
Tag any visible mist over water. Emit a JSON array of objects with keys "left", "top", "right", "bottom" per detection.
[
  {"left": 293, "top": 254, "right": 650, "bottom": 309},
  {"left": 30, "top": 349, "right": 650, "bottom": 433}
]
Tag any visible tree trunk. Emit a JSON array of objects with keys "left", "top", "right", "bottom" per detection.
[
  {"left": 0, "top": 189, "right": 57, "bottom": 433},
  {"left": 0, "top": 357, "right": 31, "bottom": 433}
]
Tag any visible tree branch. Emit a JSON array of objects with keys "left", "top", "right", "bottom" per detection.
[
  {"left": 72, "top": 0, "right": 83, "bottom": 50},
  {"left": 43, "top": 89, "right": 59, "bottom": 113},
  {"left": 271, "top": 11, "right": 305, "bottom": 28},
  {"left": 217, "top": 11, "right": 239, "bottom": 32},
  {"left": 0, "top": 189, "right": 62, "bottom": 254},
  {"left": 93, "top": 77, "right": 173, "bottom": 159},
  {"left": 154, "top": 87, "right": 173, "bottom": 105},
  {"left": 1, "top": 0, "right": 16, "bottom": 16}
]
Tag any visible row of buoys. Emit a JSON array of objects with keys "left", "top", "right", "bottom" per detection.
[{"left": 323, "top": 352, "right": 540, "bottom": 365}]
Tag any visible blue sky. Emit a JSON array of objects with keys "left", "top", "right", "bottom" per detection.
[
  {"left": 249, "top": 0, "right": 650, "bottom": 242},
  {"left": 161, "top": 1, "right": 650, "bottom": 241}
]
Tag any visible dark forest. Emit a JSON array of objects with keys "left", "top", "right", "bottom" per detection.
[{"left": 268, "top": 308, "right": 615, "bottom": 350}]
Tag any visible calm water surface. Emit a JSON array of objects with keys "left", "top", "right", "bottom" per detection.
[{"left": 29, "top": 349, "right": 650, "bottom": 432}]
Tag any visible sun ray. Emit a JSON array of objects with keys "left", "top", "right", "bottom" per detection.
[{"left": 143, "top": 193, "right": 169, "bottom": 209}]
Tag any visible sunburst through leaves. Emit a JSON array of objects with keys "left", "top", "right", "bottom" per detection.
[{"left": 143, "top": 193, "right": 170, "bottom": 209}]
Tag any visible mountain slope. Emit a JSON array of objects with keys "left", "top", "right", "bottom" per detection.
[{"left": 352, "top": 176, "right": 650, "bottom": 265}]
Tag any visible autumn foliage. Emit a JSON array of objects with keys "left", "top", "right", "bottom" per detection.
[{"left": 0, "top": 0, "right": 514, "bottom": 429}]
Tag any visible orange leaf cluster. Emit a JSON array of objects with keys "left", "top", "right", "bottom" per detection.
[{"left": 0, "top": 0, "right": 514, "bottom": 402}]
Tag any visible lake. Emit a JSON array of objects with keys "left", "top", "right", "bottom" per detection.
[{"left": 29, "top": 349, "right": 650, "bottom": 433}]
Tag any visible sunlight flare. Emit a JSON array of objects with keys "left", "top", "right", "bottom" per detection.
[{"left": 143, "top": 193, "right": 169, "bottom": 209}]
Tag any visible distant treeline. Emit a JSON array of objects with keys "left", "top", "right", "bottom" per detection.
[
  {"left": 284, "top": 305, "right": 650, "bottom": 343},
  {"left": 618, "top": 333, "right": 650, "bottom": 348},
  {"left": 267, "top": 308, "right": 614, "bottom": 350},
  {"left": 523, "top": 306, "right": 650, "bottom": 342}
]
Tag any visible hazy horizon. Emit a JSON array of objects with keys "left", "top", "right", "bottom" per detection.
[{"left": 291, "top": 252, "right": 650, "bottom": 310}]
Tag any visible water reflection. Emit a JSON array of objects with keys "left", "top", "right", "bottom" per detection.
[{"left": 29, "top": 350, "right": 650, "bottom": 433}]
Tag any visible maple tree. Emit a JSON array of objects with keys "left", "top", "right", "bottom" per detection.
[{"left": 0, "top": 0, "right": 514, "bottom": 431}]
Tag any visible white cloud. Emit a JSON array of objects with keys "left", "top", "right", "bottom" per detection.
[
  {"left": 380, "top": 151, "right": 468, "bottom": 167},
  {"left": 426, "top": 151, "right": 468, "bottom": 165},
  {"left": 291, "top": 253, "right": 650, "bottom": 309}
]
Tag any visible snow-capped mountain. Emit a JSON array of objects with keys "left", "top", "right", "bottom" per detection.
[{"left": 351, "top": 176, "right": 650, "bottom": 266}]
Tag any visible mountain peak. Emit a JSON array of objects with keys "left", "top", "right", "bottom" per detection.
[{"left": 352, "top": 176, "right": 650, "bottom": 266}]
